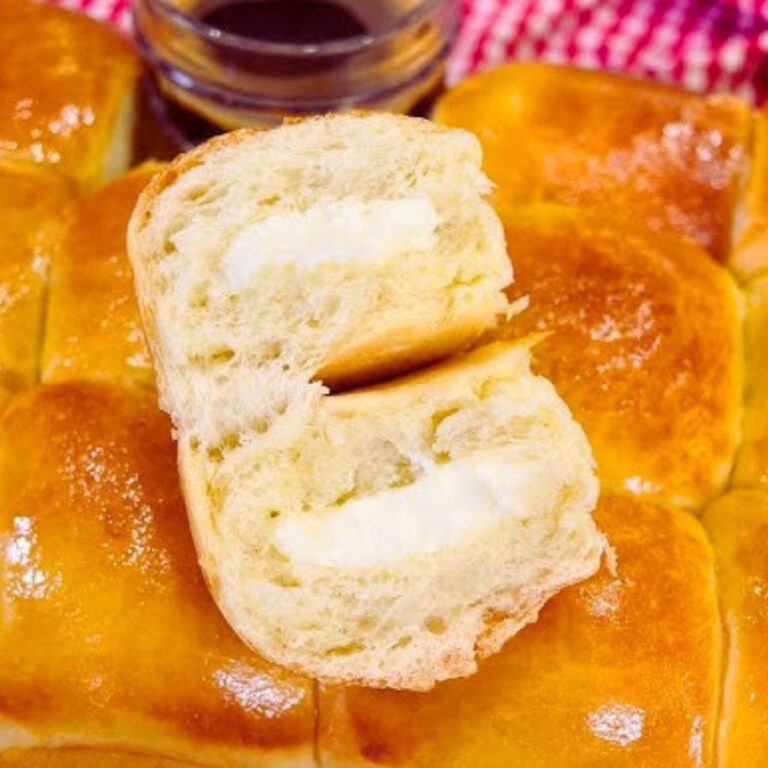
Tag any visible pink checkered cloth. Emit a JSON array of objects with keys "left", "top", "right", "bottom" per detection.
[{"left": 45, "top": 0, "right": 768, "bottom": 104}]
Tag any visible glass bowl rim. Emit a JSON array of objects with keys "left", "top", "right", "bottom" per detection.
[{"left": 137, "top": 0, "right": 448, "bottom": 56}]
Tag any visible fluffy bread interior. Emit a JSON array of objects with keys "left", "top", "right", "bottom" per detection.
[
  {"left": 180, "top": 341, "right": 604, "bottom": 690},
  {"left": 128, "top": 114, "right": 605, "bottom": 690},
  {"left": 129, "top": 114, "right": 512, "bottom": 444}
]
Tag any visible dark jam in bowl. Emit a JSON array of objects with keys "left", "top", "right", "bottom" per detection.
[
  {"left": 199, "top": 0, "right": 369, "bottom": 43},
  {"left": 196, "top": 0, "right": 378, "bottom": 77},
  {"left": 197, "top": 0, "right": 376, "bottom": 76},
  {"left": 133, "top": 0, "right": 459, "bottom": 157}
]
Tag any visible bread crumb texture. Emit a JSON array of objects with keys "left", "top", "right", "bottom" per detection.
[{"left": 128, "top": 113, "right": 605, "bottom": 690}]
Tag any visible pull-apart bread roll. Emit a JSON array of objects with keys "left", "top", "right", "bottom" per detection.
[
  {"left": 42, "top": 164, "right": 158, "bottom": 387},
  {"left": 320, "top": 494, "right": 720, "bottom": 767},
  {"left": 731, "top": 110, "right": 768, "bottom": 281},
  {"left": 490, "top": 204, "right": 743, "bottom": 509},
  {"left": 128, "top": 114, "right": 606, "bottom": 690},
  {"left": 0, "top": 0, "right": 138, "bottom": 192},
  {"left": 434, "top": 62, "right": 750, "bottom": 262},
  {"left": 704, "top": 490, "right": 768, "bottom": 767},
  {"left": 0, "top": 159, "right": 77, "bottom": 412},
  {"left": 0, "top": 383, "right": 315, "bottom": 767},
  {"left": 733, "top": 276, "right": 768, "bottom": 488}
]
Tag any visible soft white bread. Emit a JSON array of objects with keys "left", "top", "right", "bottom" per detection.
[
  {"left": 179, "top": 341, "right": 604, "bottom": 690},
  {"left": 129, "top": 114, "right": 512, "bottom": 400},
  {"left": 128, "top": 114, "right": 605, "bottom": 691}
]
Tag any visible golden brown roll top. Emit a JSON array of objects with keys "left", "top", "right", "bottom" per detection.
[
  {"left": 434, "top": 62, "right": 751, "bottom": 262},
  {"left": 0, "top": 159, "right": 77, "bottom": 409},
  {"left": 42, "top": 164, "right": 158, "bottom": 387},
  {"left": 319, "top": 494, "right": 720, "bottom": 767},
  {"left": 731, "top": 111, "right": 768, "bottom": 281},
  {"left": 733, "top": 276, "right": 768, "bottom": 488},
  {"left": 490, "top": 203, "right": 743, "bottom": 508},
  {"left": 703, "top": 490, "right": 768, "bottom": 767},
  {"left": 0, "top": 0, "right": 138, "bottom": 192},
  {"left": 0, "top": 382, "right": 315, "bottom": 767}
]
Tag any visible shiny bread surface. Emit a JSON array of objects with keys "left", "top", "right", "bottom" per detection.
[
  {"left": 319, "top": 494, "right": 720, "bottom": 767},
  {"left": 0, "top": 0, "right": 138, "bottom": 190},
  {"left": 435, "top": 62, "right": 750, "bottom": 262},
  {"left": 491, "top": 203, "right": 743, "bottom": 508},
  {"left": 704, "top": 490, "right": 768, "bottom": 767},
  {"left": 0, "top": 383, "right": 315, "bottom": 767},
  {"left": 0, "top": 159, "right": 77, "bottom": 405},
  {"left": 0, "top": 47, "right": 767, "bottom": 765},
  {"left": 42, "top": 164, "right": 158, "bottom": 387}
]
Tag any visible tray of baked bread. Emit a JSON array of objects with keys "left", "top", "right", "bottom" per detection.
[{"left": 1, "top": 2, "right": 768, "bottom": 767}]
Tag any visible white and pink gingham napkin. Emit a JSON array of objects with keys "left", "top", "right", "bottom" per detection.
[{"left": 44, "top": 0, "right": 768, "bottom": 104}]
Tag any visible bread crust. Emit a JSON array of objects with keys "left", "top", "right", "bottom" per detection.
[
  {"left": 0, "top": 158, "right": 78, "bottom": 402},
  {"left": 0, "top": 383, "right": 316, "bottom": 767},
  {"left": 42, "top": 163, "right": 161, "bottom": 387},
  {"left": 319, "top": 493, "right": 721, "bottom": 767},
  {"left": 0, "top": 0, "right": 138, "bottom": 190},
  {"left": 490, "top": 203, "right": 743, "bottom": 508},
  {"left": 435, "top": 61, "right": 751, "bottom": 262}
]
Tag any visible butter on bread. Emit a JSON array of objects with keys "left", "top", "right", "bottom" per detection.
[
  {"left": 128, "top": 113, "right": 606, "bottom": 690},
  {"left": 129, "top": 114, "right": 512, "bottom": 396}
]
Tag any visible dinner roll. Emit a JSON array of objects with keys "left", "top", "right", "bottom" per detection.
[
  {"left": 128, "top": 114, "right": 606, "bottom": 690},
  {"left": 733, "top": 276, "right": 768, "bottom": 488},
  {"left": 42, "top": 164, "right": 159, "bottom": 387},
  {"left": 731, "top": 110, "right": 768, "bottom": 281},
  {"left": 0, "top": 0, "right": 138, "bottom": 192},
  {"left": 178, "top": 341, "right": 604, "bottom": 690},
  {"left": 703, "top": 490, "right": 768, "bottom": 768},
  {"left": 319, "top": 493, "right": 720, "bottom": 767},
  {"left": 130, "top": 114, "right": 513, "bottom": 395},
  {"left": 490, "top": 203, "right": 743, "bottom": 508},
  {"left": 0, "top": 382, "right": 315, "bottom": 768},
  {"left": 434, "top": 62, "right": 750, "bottom": 261},
  {"left": 0, "top": 158, "right": 77, "bottom": 410}
]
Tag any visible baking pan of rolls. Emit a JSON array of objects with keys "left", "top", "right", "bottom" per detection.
[{"left": 1, "top": 2, "right": 768, "bottom": 767}]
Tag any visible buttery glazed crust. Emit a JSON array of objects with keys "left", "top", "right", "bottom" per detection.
[
  {"left": 733, "top": 276, "right": 768, "bottom": 488},
  {"left": 703, "top": 490, "right": 768, "bottom": 767},
  {"left": 0, "top": 158, "right": 77, "bottom": 402},
  {"left": 490, "top": 203, "right": 743, "bottom": 508},
  {"left": 318, "top": 494, "right": 720, "bottom": 768},
  {"left": 0, "top": 0, "right": 138, "bottom": 191},
  {"left": 0, "top": 52, "right": 766, "bottom": 763},
  {"left": 42, "top": 164, "right": 159, "bottom": 387},
  {"left": 434, "top": 62, "right": 751, "bottom": 261},
  {"left": 731, "top": 111, "right": 768, "bottom": 281},
  {"left": 0, "top": 383, "right": 315, "bottom": 767}
]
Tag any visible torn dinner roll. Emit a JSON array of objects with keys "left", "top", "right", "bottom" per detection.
[{"left": 128, "top": 113, "right": 606, "bottom": 690}]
